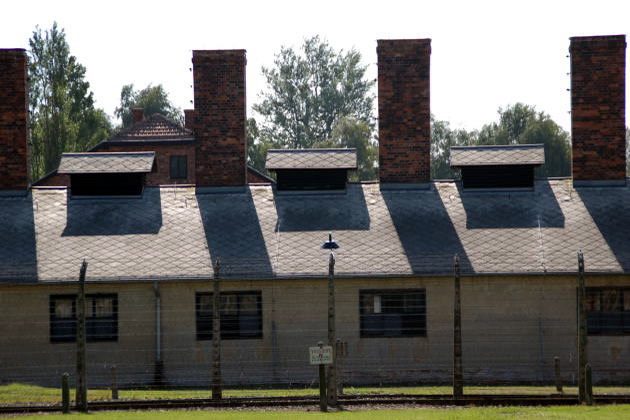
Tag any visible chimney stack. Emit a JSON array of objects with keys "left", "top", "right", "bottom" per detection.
[
  {"left": 377, "top": 39, "right": 431, "bottom": 188},
  {"left": 570, "top": 35, "right": 626, "bottom": 186},
  {"left": 184, "top": 109, "right": 195, "bottom": 133},
  {"left": 132, "top": 108, "right": 144, "bottom": 124},
  {"left": 0, "top": 48, "right": 29, "bottom": 192},
  {"left": 192, "top": 50, "right": 247, "bottom": 188}
]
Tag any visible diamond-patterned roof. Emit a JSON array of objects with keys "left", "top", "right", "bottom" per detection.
[
  {"left": 108, "top": 114, "right": 193, "bottom": 142},
  {"left": 1, "top": 179, "right": 629, "bottom": 283},
  {"left": 450, "top": 144, "right": 545, "bottom": 167},
  {"left": 266, "top": 149, "right": 358, "bottom": 170},
  {"left": 58, "top": 152, "right": 156, "bottom": 174}
]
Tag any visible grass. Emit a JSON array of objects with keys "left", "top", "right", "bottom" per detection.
[
  {"left": 2, "top": 383, "right": 630, "bottom": 405},
  {"left": 16, "top": 406, "right": 630, "bottom": 420}
]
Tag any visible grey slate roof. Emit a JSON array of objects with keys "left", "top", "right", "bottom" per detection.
[
  {"left": 2, "top": 179, "right": 630, "bottom": 283},
  {"left": 58, "top": 152, "right": 156, "bottom": 174},
  {"left": 266, "top": 149, "right": 358, "bottom": 170},
  {"left": 450, "top": 144, "right": 545, "bottom": 167}
]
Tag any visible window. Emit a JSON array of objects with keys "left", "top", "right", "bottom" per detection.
[
  {"left": 170, "top": 155, "right": 188, "bottom": 180},
  {"left": 360, "top": 289, "right": 426, "bottom": 337},
  {"left": 196, "top": 291, "right": 262, "bottom": 340},
  {"left": 585, "top": 288, "right": 630, "bottom": 335},
  {"left": 50, "top": 294, "right": 118, "bottom": 342}
]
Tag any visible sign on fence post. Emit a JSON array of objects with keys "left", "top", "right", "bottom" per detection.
[
  {"left": 310, "top": 345, "right": 333, "bottom": 365},
  {"left": 310, "top": 342, "right": 331, "bottom": 412}
]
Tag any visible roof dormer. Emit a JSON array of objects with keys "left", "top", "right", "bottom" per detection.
[
  {"left": 58, "top": 152, "right": 156, "bottom": 196},
  {"left": 265, "top": 149, "right": 357, "bottom": 191},
  {"left": 450, "top": 144, "right": 545, "bottom": 189}
]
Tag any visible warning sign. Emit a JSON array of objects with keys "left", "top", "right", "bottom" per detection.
[{"left": 309, "top": 345, "right": 333, "bottom": 365}]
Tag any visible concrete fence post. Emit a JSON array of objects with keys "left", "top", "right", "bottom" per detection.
[
  {"left": 554, "top": 356, "right": 563, "bottom": 394},
  {"left": 585, "top": 363, "right": 593, "bottom": 406},
  {"left": 61, "top": 373, "right": 70, "bottom": 414},
  {"left": 111, "top": 365, "right": 118, "bottom": 400},
  {"left": 577, "top": 251, "right": 588, "bottom": 404},
  {"left": 212, "top": 257, "right": 222, "bottom": 400},
  {"left": 453, "top": 254, "right": 463, "bottom": 397},
  {"left": 76, "top": 260, "right": 88, "bottom": 412}
]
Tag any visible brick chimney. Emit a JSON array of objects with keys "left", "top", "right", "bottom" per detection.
[
  {"left": 0, "top": 48, "right": 29, "bottom": 192},
  {"left": 192, "top": 50, "right": 247, "bottom": 188},
  {"left": 132, "top": 108, "right": 144, "bottom": 124},
  {"left": 570, "top": 35, "right": 626, "bottom": 186},
  {"left": 184, "top": 109, "right": 195, "bottom": 133},
  {"left": 377, "top": 39, "right": 431, "bottom": 187}
]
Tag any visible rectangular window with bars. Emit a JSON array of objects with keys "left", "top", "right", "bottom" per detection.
[
  {"left": 585, "top": 287, "right": 630, "bottom": 335},
  {"left": 196, "top": 291, "right": 262, "bottom": 340},
  {"left": 169, "top": 155, "right": 188, "bottom": 180},
  {"left": 359, "top": 289, "right": 426, "bottom": 337},
  {"left": 49, "top": 294, "right": 118, "bottom": 343}
]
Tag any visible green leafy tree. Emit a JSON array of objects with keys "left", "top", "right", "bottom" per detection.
[
  {"left": 114, "top": 84, "right": 183, "bottom": 128},
  {"left": 431, "top": 116, "right": 478, "bottom": 179},
  {"left": 477, "top": 103, "right": 571, "bottom": 177},
  {"left": 28, "top": 23, "right": 111, "bottom": 179},
  {"left": 254, "top": 36, "right": 375, "bottom": 149},
  {"left": 431, "top": 103, "right": 571, "bottom": 179},
  {"left": 315, "top": 117, "right": 378, "bottom": 181},
  {"left": 247, "top": 118, "right": 276, "bottom": 177}
]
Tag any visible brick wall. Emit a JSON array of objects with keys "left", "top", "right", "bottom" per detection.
[
  {"left": 570, "top": 35, "right": 626, "bottom": 184},
  {"left": 377, "top": 39, "right": 431, "bottom": 184},
  {"left": 192, "top": 50, "right": 247, "bottom": 187},
  {"left": 184, "top": 109, "right": 195, "bottom": 132},
  {"left": 0, "top": 49, "right": 29, "bottom": 190},
  {"left": 97, "top": 143, "right": 196, "bottom": 185}
]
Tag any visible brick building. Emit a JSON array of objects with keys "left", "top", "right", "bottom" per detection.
[{"left": 1, "top": 36, "right": 629, "bottom": 388}]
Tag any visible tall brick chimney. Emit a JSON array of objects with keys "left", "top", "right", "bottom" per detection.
[
  {"left": 377, "top": 39, "right": 431, "bottom": 187},
  {"left": 192, "top": 50, "right": 247, "bottom": 188},
  {"left": 184, "top": 109, "right": 195, "bottom": 133},
  {"left": 132, "top": 108, "right": 144, "bottom": 124},
  {"left": 570, "top": 35, "right": 626, "bottom": 186},
  {"left": 0, "top": 48, "right": 29, "bottom": 192}
]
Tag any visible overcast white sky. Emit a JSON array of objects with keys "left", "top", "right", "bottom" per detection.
[{"left": 3, "top": 0, "right": 629, "bottom": 132}]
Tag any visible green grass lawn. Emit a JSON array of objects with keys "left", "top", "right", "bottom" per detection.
[
  {"left": 16, "top": 406, "right": 630, "bottom": 420},
  {"left": 1, "top": 383, "right": 630, "bottom": 405}
]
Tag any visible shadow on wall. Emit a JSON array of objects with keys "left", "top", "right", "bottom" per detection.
[
  {"left": 457, "top": 180, "right": 565, "bottom": 229},
  {"left": 0, "top": 193, "right": 38, "bottom": 283},
  {"left": 382, "top": 187, "right": 472, "bottom": 275},
  {"left": 62, "top": 188, "right": 163, "bottom": 236},
  {"left": 274, "top": 184, "right": 370, "bottom": 232},
  {"left": 577, "top": 185, "right": 630, "bottom": 272},
  {"left": 196, "top": 189, "right": 273, "bottom": 279}
]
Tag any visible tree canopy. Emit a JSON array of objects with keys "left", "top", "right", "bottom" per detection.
[
  {"left": 431, "top": 103, "right": 571, "bottom": 179},
  {"left": 250, "top": 36, "right": 377, "bottom": 179},
  {"left": 28, "top": 22, "right": 111, "bottom": 179},
  {"left": 114, "top": 84, "right": 182, "bottom": 128}
]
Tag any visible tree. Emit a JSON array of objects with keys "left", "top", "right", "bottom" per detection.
[
  {"left": 253, "top": 36, "right": 375, "bottom": 149},
  {"left": 114, "top": 84, "right": 183, "bottom": 128},
  {"left": 28, "top": 23, "right": 112, "bottom": 179},
  {"left": 477, "top": 103, "right": 571, "bottom": 177},
  {"left": 430, "top": 103, "right": 571, "bottom": 179},
  {"left": 247, "top": 118, "right": 276, "bottom": 177},
  {"left": 431, "top": 116, "right": 477, "bottom": 179},
  {"left": 315, "top": 117, "right": 378, "bottom": 181}
]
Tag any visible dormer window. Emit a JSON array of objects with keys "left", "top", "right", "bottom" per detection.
[
  {"left": 265, "top": 149, "right": 357, "bottom": 191},
  {"left": 450, "top": 144, "right": 545, "bottom": 189},
  {"left": 58, "top": 152, "right": 156, "bottom": 196}
]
